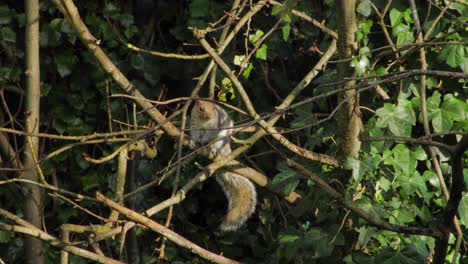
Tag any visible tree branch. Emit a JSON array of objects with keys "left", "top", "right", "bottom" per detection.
[{"left": 96, "top": 193, "right": 241, "bottom": 264}]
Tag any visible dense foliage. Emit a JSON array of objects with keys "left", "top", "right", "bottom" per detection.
[{"left": 0, "top": 0, "right": 466, "bottom": 263}]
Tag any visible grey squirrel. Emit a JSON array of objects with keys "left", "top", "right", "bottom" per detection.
[{"left": 190, "top": 100, "right": 256, "bottom": 231}]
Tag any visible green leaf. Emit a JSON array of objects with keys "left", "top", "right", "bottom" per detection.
[
  {"left": 256, "top": 44, "right": 268, "bottom": 60},
  {"left": 459, "top": 193, "right": 468, "bottom": 227},
  {"left": 375, "top": 99, "right": 416, "bottom": 136},
  {"left": 0, "top": 231, "right": 13, "bottom": 243},
  {"left": 249, "top": 30, "right": 264, "bottom": 45},
  {"left": 0, "top": 5, "right": 14, "bottom": 24},
  {"left": 116, "top": 14, "right": 134, "bottom": 28},
  {"left": 282, "top": 23, "right": 291, "bottom": 42},
  {"left": 271, "top": 6, "right": 282, "bottom": 16},
  {"left": 291, "top": 104, "right": 317, "bottom": 129},
  {"left": 55, "top": 51, "right": 78, "bottom": 78},
  {"left": 283, "top": 13, "right": 292, "bottom": 23},
  {"left": 399, "top": 171, "right": 427, "bottom": 196},
  {"left": 378, "top": 177, "right": 391, "bottom": 192},
  {"left": 357, "top": 0, "right": 372, "bottom": 17},
  {"left": 357, "top": 226, "right": 378, "bottom": 247},
  {"left": 428, "top": 93, "right": 466, "bottom": 132},
  {"left": 233, "top": 55, "right": 245, "bottom": 66},
  {"left": 437, "top": 45, "right": 466, "bottom": 69},
  {"left": 242, "top": 63, "right": 254, "bottom": 79},
  {"left": 346, "top": 156, "right": 373, "bottom": 181},
  {"left": 389, "top": 9, "right": 402, "bottom": 27},
  {"left": 50, "top": 18, "right": 64, "bottom": 30},
  {"left": 0, "top": 27, "right": 15, "bottom": 43},
  {"left": 40, "top": 24, "right": 61, "bottom": 47},
  {"left": 412, "top": 146, "right": 427, "bottom": 161},
  {"left": 392, "top": 144, "right": 414, "bottom": 175},
  {"left": 279, "top": 234, "right": 300, "bottom": 243},
  {"left": 350, "top": 56, "right": 369, "bottom": 76},
  {"left": 441, "top": 94, "right": 465, "bottom": 122},
  {"left": 402, "top": 8, "right": 414, "bottom": 24},
  {"left": 130, "top": 54, "right": 145, "bottom": 70},
  {"left": 390, "top": 206, "right": 415, "bottom": 225},
  {"left": 271, "top": 166, "right": 300, "bottom": 195},
  {"left": 104, "top": 2, "right": 120, "bottom": 16},
  {"left": 396, "top": 30, "right": 414, "bottom": 47},
  {"left": 219, "top": 77, "right": 236, "bottom": 101},
  {"left": 461, "top": 57, "right": 468, "bottom": 73},
  {"left": 375, "top": 245, "right": 427, "bottom": 264}
]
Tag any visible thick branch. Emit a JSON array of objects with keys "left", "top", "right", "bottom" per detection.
[
  {"left": 0, "top": 208, "right": 123, "bottom": 264},
  {"left": 23, "top": 0, "right": 43, "bottom": 263},
  {"left": 335, "top": 0, "right": 362, "bottom": 162},
  {"left": 286, "top": 159, "right": 444, "bottom": 238},
  {"left": 96, "top": 193, "right": 240, "bottom": 264}
]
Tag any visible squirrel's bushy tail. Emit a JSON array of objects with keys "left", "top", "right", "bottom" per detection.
[{"left": 216, "top": 171, "right": 257, "bottom": 231}]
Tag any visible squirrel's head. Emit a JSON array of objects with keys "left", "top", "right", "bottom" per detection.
[{"left": 192, "top": 100, "right": 216, "bottom": 120}]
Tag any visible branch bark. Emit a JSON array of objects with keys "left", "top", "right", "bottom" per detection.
[
  {"left": 0, "top": 208, "right": 123, "bottom": 264},
  {"left": 23, "top": 0, "right": 44, "bottom": 263},
  {"left": 96, "top": 193, "right": 241, "bottom": 264},
  {"left": 335, "top": 0, "right": 362, "bottom": 162}
]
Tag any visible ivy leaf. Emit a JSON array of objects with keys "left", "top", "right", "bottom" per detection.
[
  {"left": 242, "top": 63, "right": 254, "bottom": 79},
  {"left": 346, "top": 156, "right": 373, "bottom": 182},
  {"left": 399, "top": 171, "right": 427, "bottom": 196},
  {"left": 389, "top": 9, "right": 402, "bottom": 27},
  {"left": 256, "top": 44, "right": 268, "bottom": 60},
  {"left": 375, "top": 245, "right": 427, "bottom": 264},
  {"left": 357, "top": 0, "right": 372, "bottom": 17},
  {"left": 0, "top": 27, "right": 15, "bottom": 43},
  {"left": 271, "top": 165, "right": 300, "bottom": 195},
  {"left": 412, "top": 146, "right": 427, "bottom": 161},
  {"left": 441, "top": 94, "right": 465, "bottom": 122},
  {"left": 40, "top": 24, "right": 62, "bottom": 47},
  {"left": 130, "top": 53, "right": 145, "bottom": 70},
  {"left": 461, "top": 59, "right": 468, "bottom": 73},
  {"left": 376, "top": 99, "right": 416, "bottom": 136},
  {"left": 350, "top": 56, "right": 369, "bottom": 76},
  {"left": 392, "top": 144, "right": 414, "bottom": 175},
  {"left": 291, "top": 104, "right": 317, "bottom": 130},
  {"left": 426, "top": 91, "right": 441, "bottom": 122},
  {"left": 357, "top": 226, "right": 378, "bottom": 247},
  {"left": 233, "top": 55, "right": 245, "bottom": 66},
  {"left": 55, "top": 51, "right": 78, "bottom": 77},
  {"left": 396, "top": 29, "right": 414, "bottom": 47},
  {"left": 390, "top": 206, "right": 415, "bottom": 225},
  {"left": 0, "top": 231, "right": 13, "bottom": 243},
  {"left": 357, "top": 20, "right": 373, "bottom": 42},
  {"left": 271, "top": 5, "right": 282, "bottom": 16},
  {"left": 459, "top": 193, "right": 468, "bottom": 227},
  {"left": 249, "top": 30, "right": 264, "bottom": 45},
  {"left": 0, "top": 5, "right": 14, "bottom": 24},
  {"left": 188, "top": 0, "right": 210, "bottom": 18},
  {"left": 283, "top": 23, "right": 291, "bottom": 42},
  {"left": 279, "top": 234, "right": 300, "bottom": 243},
  {"left": 437, "top": 45, "right": 466, "bottom": 69},
  {"left": 219, "top": 78, "right": 236, "bottom": 102},
  {"left": 428, "top": 93, "right": 466, "bottom": 132}
]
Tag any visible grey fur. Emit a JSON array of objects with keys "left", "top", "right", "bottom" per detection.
[{"left": 190, "top": 102, "right": 257, "bottom": 231}]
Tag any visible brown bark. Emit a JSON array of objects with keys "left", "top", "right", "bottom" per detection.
[
  {"left": 23, "top": 0, "right": 44, "bottom": 263},
  {"left": 335, "top": 0, "right": 362, "bottom": 162}
]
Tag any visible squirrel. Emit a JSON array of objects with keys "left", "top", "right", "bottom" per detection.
[{"left": 190, "top": 100, "right": 256, "bottom": 231}]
